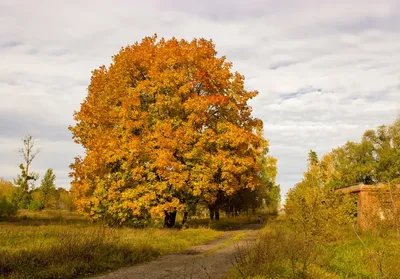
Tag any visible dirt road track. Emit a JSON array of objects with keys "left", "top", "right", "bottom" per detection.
[{"left": 92, "top": 225, "right": 260, "bottom": 279}]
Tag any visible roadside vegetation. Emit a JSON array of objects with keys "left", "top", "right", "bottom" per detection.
[
  {"left": 231, "top": 218, "right": 400, "bottom": 279},
  {"left": 231, "top": 117, "right": 400, "bottom": 278},
  {"left": 0, "top": 210, "right": 224, "bottom": 279}
]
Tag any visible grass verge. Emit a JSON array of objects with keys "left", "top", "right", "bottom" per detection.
[
  {"left": 0, "top": 220, "right": 222, "bottom": 278},
  {"left": 229, "top": 220, "right": 400, "bottom": 279}
]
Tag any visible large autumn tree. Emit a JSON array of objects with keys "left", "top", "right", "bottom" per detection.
[{"left": 70, "top": 35, "right": 272, "bottom": 227}]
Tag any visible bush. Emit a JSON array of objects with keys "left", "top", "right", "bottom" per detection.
[
  {"left": 285, "top": 186, "right": 356, "bottom": 242},
  {"left": 28, "top": 198, "right": 42, "bottom": 211},
  {"left": 0, "top": 178, "right": 18, "bottom": 220},
  {"left": 233, "top": 222, "right": 323, "bottom": 278},
  {"left": 0, "top": 196, "right": 18, "bottom": 220},
  {"left": 58, "top": 190, "right": 74, "bottom": 211}
]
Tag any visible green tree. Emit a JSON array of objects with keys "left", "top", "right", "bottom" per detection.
[
  {"left": 370, "top": 123, "right": 400, "bottom": 183},
  {"left": 0, "top": 178, "right": 18, "bottom": 219},
  {"left": 327, "top": 140, "right": 376, "bottom": 188},
  {"left": 13, "top": 135, "right": 40, "bottom": 209},
  {"left": 370, "top": 121, "right": 400, "bottom": 238},
  {"left": 39, "top": 168, "right": 57, "bottom": 209},
  {"left": 286, "top": 155, "right": 356, "bottom": 241},
  {"left": 261, "top": 154, "right": 280, "bottom": 213},
  {"left": 291, "top": 117, "right": 400, "bottom": 237},
  {"left": 58, "top": 188, "right": 74, "bottom": 211},
  {"left": 28, "top": 190, "right": 44, "bottom": 211},
  {"left": 308, "top": 150, "right": 318, "bottom": 167}
]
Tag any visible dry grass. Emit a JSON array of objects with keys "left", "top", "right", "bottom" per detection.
[
  {"left": 229, "top": 220, "right": 400, "bottom": 279},
  {"left": 0, "top": 210, "right": 222, "bottom": 279}
]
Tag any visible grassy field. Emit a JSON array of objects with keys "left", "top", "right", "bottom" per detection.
[
  {"left": 230, "top": 219, "right": 400, "bottom": 279},
  {"left": 323, "top": 230, "right": 400, "bottom": 278},
  {"left": 0, "top": 210, "right": 223, "bottom": 279}
]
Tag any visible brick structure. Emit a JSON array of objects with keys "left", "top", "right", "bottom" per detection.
[{"left": 335, "top": 184, "right": 400, "bottom": 230}]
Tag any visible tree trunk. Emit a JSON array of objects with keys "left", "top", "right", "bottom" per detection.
[
  {"left": 164, "top": 210, "right": 177, "bottom": 228},
  {"left": 182, "top": 211, "right": 189, "bottom": 226},
  {"left": 215, "top": 205, "right": 220, "bottom": 221},
  {"left": 209, "top": 206, "right": 215, "bottom": 221}
]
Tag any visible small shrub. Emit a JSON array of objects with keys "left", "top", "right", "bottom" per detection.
[
  {"left": 233, "top": 222, "right": 322, "bottom": 278},
  {"left": 0, "top": 196, "right": 18, "bottom": 220},
  {"left": 28, "top": 199, "right": 42, "bottom": 211},
  {"left": 58, "top": 190, "right": 74, "bottom": 211}
]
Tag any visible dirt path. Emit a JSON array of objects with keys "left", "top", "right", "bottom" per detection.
[{"left": 92, "top": 224, "right": 261, "bottom": 279}]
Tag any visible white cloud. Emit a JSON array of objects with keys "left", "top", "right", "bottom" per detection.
[{"left": 0, "top": 0, "right": 399, "bottom": 196}]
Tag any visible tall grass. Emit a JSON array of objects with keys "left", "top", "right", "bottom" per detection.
[
  {"left": 230, "top": 220, "right": 400, "bottom": 279},
  {"left": 6, "top": 209, "right": 90, "bottom": 226},
  {"left": 324, "top": 228, "right": 400, "bottom": 278},
  {"left": 186, "top": 214, "right": 269, "bottom": 231},
  {"left": 231, "top": 221, "right": 331, "bottom": 279},
  {"left": 0, "top": 212, "right": 222, "bottom": 279}
]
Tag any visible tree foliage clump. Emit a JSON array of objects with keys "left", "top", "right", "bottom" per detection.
[
  {"left": 0, "top": 178, "right": 18, "bottom": 219},
  {"left": 38, "top": 168, "right": 57, "bottom": 209},
  {"left": 286, "top": 117, "right": 400, "bottom": 237},
  {"left": 285, "top": 150, "right": 357, "bottom": 241},
  {"left": 315, "top": 118, "right": 400, "bottom": 189},
  {"left": 70, "top": 35, "right": 276, "bottom": 226}
]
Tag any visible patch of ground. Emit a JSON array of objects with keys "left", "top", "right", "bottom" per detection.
[{"left": 92, "top": 224, "right": 261, "bottom": 279}]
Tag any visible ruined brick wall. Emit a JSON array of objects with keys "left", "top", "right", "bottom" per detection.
[
  {"left": 358, "top": 189, "right": 381, "bottom": 230},
  {"left": 336, "top": 184, "right": 400, "bottom": 230}
]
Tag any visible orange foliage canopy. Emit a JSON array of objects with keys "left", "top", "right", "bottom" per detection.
[{"left": 70, "top": 35, "right": 269, "bottom": 225}]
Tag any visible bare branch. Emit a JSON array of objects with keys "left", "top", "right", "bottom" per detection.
[{"left": 18, "top": 134, "right": 40, "bottom": 171}]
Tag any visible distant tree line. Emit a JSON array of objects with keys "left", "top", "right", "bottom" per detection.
[
  {"left": 285, "top": 116, "right": 400, "bottom": 243},
  {"left": 0, "top": 135, "right": 74, "bottom": 220},
  {"left": 302, "top": 117, "right": 400, "bottom": 190}
]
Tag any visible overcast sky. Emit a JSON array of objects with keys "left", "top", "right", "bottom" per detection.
[{"left": 1, "top": 0, "right": 399, "bottom": 198}]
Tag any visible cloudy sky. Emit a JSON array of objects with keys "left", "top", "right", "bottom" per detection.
[{"left": 1, "top": 0, "right": 399, "bottom": 198}]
